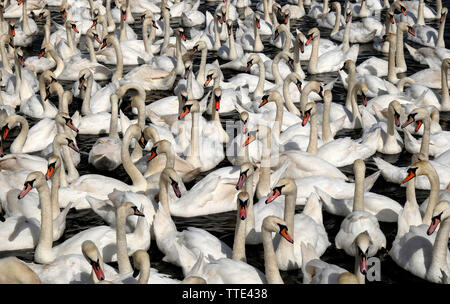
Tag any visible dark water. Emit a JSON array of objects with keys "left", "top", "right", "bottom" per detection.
[{"left": 1, "top": 0, "right": 449, "bottom": 284}]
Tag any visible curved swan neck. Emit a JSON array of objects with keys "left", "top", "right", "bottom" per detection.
[
  {"left": 429, "top": 216, "right": 450, "bottom": 275},
  {"left": 142, "top": 18, "right": 152, "bottom": 56},
  {"left": 245, "top": 171, "right": 255, "bottom": 235},
  {"left": 350, "top": 84, "right": 362, "bottom": 124},
  {"left": 53, "top": 140, "right": 68, "bottom": 187},
  {"left": 116, "top": 207, "right": 133, "bottom": 274},
  {"left": 47, "top": 47, "right": 64, "bottom": 77},
  {"left": 213, "top": 14, "right": 221, "bottom": 50},
  {"left": 341, "top": 15, "right": 351, "bottom": 53},
  {"left": 308, "top": 32, "right": 320, "bottom": 73},
  {"left": 263, "top": 0, "right": 272, "bottom": 24},
  {"left": 161, "top": 9, "right": 170, "bottom": 54},
  {"left": 419, "top": 116, "right": 431, "bottom": 157},
  {"left": 283, "top": 76, "right": 300, "bottom": 116},
  {"left": 65, "top": 23, "right": 76, "bottom": 55},
  {"left": 86, "top": 33, "right": 97, "bottom": 62},
  {"left": 0, "top": 37, "right": 12, "bottom": 74},
  {"left": 422, "top": 167, "right": 440, "bottom": 225},
  {"left": 262, "top": 225, "right": 283, "bottom": 284},
  {"left": 254, "top": 58, "right": 265, "bottom": 97},
  {"left": 109, "top": 36, "right": 123, "bottom": 80},
  {"left": 10, "top": 116, "right": 28, "bottom": 153},
  {"left": 331, "top": 3, "right": 342, "bottom": 35},
  {"left": 159, "top": 176, "right": 171, "bottom": 216},
  {"left": 121, "top": 126, "right": 148, "bottom": 191},
  {"left": 437, "top": 12, "right": 446, "bottom": 48}
]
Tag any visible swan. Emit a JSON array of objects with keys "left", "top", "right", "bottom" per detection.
[
  {"left": 0, "top": 170, "right": 73, "bottom": 252},
  {"left": 407, "top": 5, "right": 447, "bottom": 48},
  {"left": 301, "top": 231, "right": 375, "bottom": 284},
  {"left": 309, "top": 0, "right": 330, "bottom": 19},
  {"left": 264, "top": 178, "right": 330, "bottom": 270},
  {"left": 317, "top": 1, "right": 345, "bottom": 29},
  {"left": 88, "top": 93, "right": 122, "bottom": 171},
  {"left": 402, "top": 107, "right": 450, "bottom": 158},
  {"left": 217, "top": 19, "right": 244, "bottom": 61},
  {"left": 186, "top": 215, "right": 293, "bottom": 284},
  {"left": 330, "top": 9, "right": 379, "bottom": 44},
  {"left": 390, "top": 159, "right": 450, "bottom": 282},
  {"left": 238, "top": 13, "right": 264, "bottom": 53},
  {"left": 334, "top": 159, "right": 387, "bottom": 257},
  {"left": 10, "top": 0, "right": 38, "bottom": 47},
  {"left": 305, "top": 27, "right": 359, "bottom": 74}
]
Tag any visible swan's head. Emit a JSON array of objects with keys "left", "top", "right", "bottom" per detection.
[
  {"left": 237, "top": 191, "right": 249, "bottom": 220},
  {"left": 295, "top": 30, "right": 306, "bottom": 53},
  {"left": 204, "top": 68, "right": 218, "bottom": 87},
  {"left": 301, "top": 102, "right": 317, "bottom": 126},
  {"left": 287, "top": 72, "right": 303, "bottom": 93},
  {"left": 60, "top": 6, "right": 67, "bottom": 20},
  {"left": 398, "top": 22, "right": 415, "bottom": 36},
  {"left": 388, "top": 100, "right": 402, "bottom": 127},
  {"left": 440, "top": 7, "right": 448, "bottom": 23},
  {"left": 216, "top": 11, "right": 224, "bottom": 24},
  {"left": 353, "top": 231, "right": 373, "bottom": 275},
  {"left": 259, "top": 90, "right": 282, "bottom": 108},
  {"left": 305, "top": 28, "right": 320, "bottom": 46},
  {"left": 243, "top": 129, "right": 258, "bottom": 146},
  {"left": 86, "top": 28, "right": 102, "bottom": 44},
  {"left": 56, "top": 113, "right": 79, "bottom": 133},
  {"left": 254, "top": 13, "right": 261, "bottom": 29},
  {"left": 18, "top": 171, "right": 45, "bottom": 199},
  {"left": 380, "top": 32, "right": 396, "bottom": 44},
  {"left": 0, "top": 3, "right": 4, "bottom": 14},
  {"left": 272, "top": 2, "right": 282, "bottom": 14},
  {"left": 9, "top": 20, "right": 15, "bottom": 37},
  {"left": 36, "top": 9, "right": 50, "bottom": 21},
  {"left": 130, "top": 250, "right": 150, "bottom": 278},
  {"left": 401, "top": 107, "right": 429, "bottom": 131},
  {"left": 161, "top": 168, "right": 182, "bottom": 198},
  {"left": 342, "top": 59, "right": 355, "bottom": 72},
  {"left": 266, "top": 178, "right": 296, "bottom": 204},
  {"left": 45, "top": 155, "right": 61, "bottom": 180},
  {"left": 212, "top": 88, "right": 222, "bottom": 111},
  {"left": 240, "top": 111, "right": 249, "bottom": 133},
  {"left": 402, "top": 160, "right": 435, "bottom": 184},
  {"left": 236, "top": 162, "right": 255, "bottom": 190},
  {"left": 77, "top": 69, "right": 93, "bottom": 90},
  {"left": 66, "top": 20, "right": 79, "bottom": 34},
  {"left": 82, "top": 240, "right": 105, "bottom": 282},
  {"left": 332, "top": 1, "right": 341, "bottom": 11},
  {"left": 0, "top": 115, "right": 20, "bottom": 141},
  {"left": 226, "top": 19, "right": 233, "bottom": 36},
  {"left": 100, "top": 34, "right": 116, "bottom": 50},
  {"left": 118, "top": 202, "right": 145, "bottom": 220},
  {"left": 345, "top": 8, "right": 352, "bottom": 23},
  {"left": 183, "top": 57, "right": 193, "bottom": 79},
  {"left": 146, "top": 139, "right": 171, "bottom": 162},
  {"left": 176, "top": 27, "right": 186, "bottom": 41},
  {"left": 16, "top": 48, "right": 25, "bottom": 67},
  {"left": 191, "top": 40, "right": 206, "bottom": 55},
  {"left": 120, "top": 4, "right": 127, "bottom": 21},
  {"left": 220, "top": 6, "right": 227, "bottom": 17},
  {"left": 354, "top": 82, "right": 368, "bottom": 106},
  {"left": 54, "top": 133, "right": 80, "bottom": 153},
  {"left": 442, "top": 58, "right": 450, "bottom": 71},
  {"left": 282, "top": 9, "right": 290, "bottom": 24},
  {"left": 262, "top": 216, "right": 293, "bottom": 244},
  {"left": 246, "top": 54, "right": 261, "bottom": 72},
  {"left": 428, "top": 201, "right": 450, "bottom": 235},
  {"left": 179, "top": 100, "right": 200, "bottom": 120},
  {"left": 178, "top": 89, "right": 188, "bottom": 105},
  {"left": 388, "top": 11, "right": 395, "bottom": 24}
]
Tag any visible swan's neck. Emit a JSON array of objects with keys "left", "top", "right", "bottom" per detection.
[
  {"left": 417, "top": 0, "right": 425, "bottom": 25},
  {"left": 121, "top": 128, "right": 148, "bottom": 191},
  {"left": 331, "top": 4, "right": 342, "bottom": 35},
  {"left": 22, "top": 0, "right": 31, "bottom": 35},
  {"left": 245, "top": 172, "right": 255, "bottom": 236},
  {"left": 109, "top": 94, "right": 119, "bottom": 138},
  {"left": 81, "top": 75, "right": 93, "bottom": 115},
  {"left": 196, "top": 47, "right": 207, "bottom": 83},
  {"left": 253, "top": 20, "right": 262, "bottom": 51},
  {"left": 322, "top": 98, "right": 332, "bottom": 143},
  {"left": 254, "top": 59, "right": 265, "bottom": 97},
  {"left": 273, "top": 99, "right": 283, "bottom": 144},
  {"left": 281, "top": 29, "right": 291, "bottom": 53},
  {"left": 175, "top": 33, "right": 184, "bottom": 75},
  {"left": 86, "top": 33, "right": 97, "bottom": 62},
  {"left": 422, "top": 168, "right": 440, "bottom": 225},
  {"left": 341, "top": 16, "right": 351, "bottom": 53},
  {"left": 437, "top": 13, "right": 446, "bottom": 48},
  {"left": 436, "top": 0, "right": 442, "bottom": 16},
  {"left": 142, "top": 19, "right": 152, "bottom": 56},
  {"left": 119, "top": 13, "right": 127, "bottom": 42},
  {"left": 106, "top": 0, "right": 115, "bottom": 32},
  {"left": 110, "top": 37, "right": 123, "bottom": 80},
  {"left": 263, "top": 0, "right": 272, "bottom": 24},
  {"left": 228, "top": 26, "right": 237, "bottom": 60},
  {"left": 429, "top": 217, "right": 450, "bottom": 275},
  {"left": 353, "top": 167, "right": 365, "bottom": 212},
  {"left": 187, "top": 111, "right": 201, "bottom": 167},
  {"left": 278, "top": 190, "right": 296, "bottom": 252},
  {"left": 35, "top": 181, "right": 54, "bottom": 263},
  {"left": 308, "top": 34, "right": 320, "bottom": 73},
  {"left": 293, "top": 40, "right": 304, "bottom": 77},
  {"left": 66, "top": 25, "right": 76, "bottom": 55},
  {"left": 0, "top": 39, "right": 12, "bottom": 74},
  {"left": 48, "top": 48, "right": 64, "bottom": 78},
  {"left": 232, "top": 207, "right": 247, "bottom": 262},
  {"left": 116, "top": 208, "right": 133, "bottom": 274},
  {"left": 283, "top": 78, "right": 300, "bottom": 116},
  {"left": 441, "top": 65, "right": 450, "bottom": 108},
  {"left": 159, "top": 178, "right": 171, "bottom": 216},
  {"left": 387, "top": 107, "right": 396, "bottom": 138},
  {"left": 307, "top": 108, "right": 318, "bottom": 154},
  {"left": 43, "top": 17, "right": 51, "bottom": 48},
  {"left": 350, "top": 86, "right": 362, "bottom": 126},
  {"left": 11, "top": 116, "right": 28, "bottom": 154},
  {"left": 419, "top": 116, "right": 431, "bottom": 157},
  {"left": 213, "top": 14, "right": 221, "bottom": 50},
  {"left": 161, "top": 11, "right": 170, "bottom": 54},
  {"left": 323, "top": 0, "right": 329, "bottom": 13},
  {"left": 257, "top": 132, "right": 271, "bottom": 198},
  {"left": 53, "top": 141, "right": 68, "bottom": 187},
  {"left": 387, "top": 37, "right": 398, "bottom": 83},
  {"left": 395, "top": 26, "right": 407, "bottom": 72},
  {"left": 50, "top": 165, "right": 61, "bottom": 220},
  {"left": 272, "top": 54, "right": 283, "bottom": 85},
  {"left": 405, "top": 179, "right": 418, "bottom": 207},
  {"left": 262, "top": 226, "right": 283, "bottom": 284}
]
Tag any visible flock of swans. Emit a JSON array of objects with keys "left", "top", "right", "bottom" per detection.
[{"left": 0, "top": 0, "right": 448, "bottom": 285}]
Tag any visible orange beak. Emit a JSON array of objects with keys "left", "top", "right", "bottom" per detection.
[
  {"left": 302, "top": 111, "right": 310, "bottom": 126},
  {"left": 45, "top": 165, "right": 55, "bottom": 180},
  {"left": 147, "top": 150, "right": 157, "bottom": 162},
  {"left": 401, "top": 116, "right": 414, "bottom": 128},
  {"left": 18, "top": 183, "right": 32, "bottom": 199},
  {"left": 280, "top": 227, "right": 294, "bottom": 243},
  {"left": 244, "top": 134, "right": 255, "bottom": 146},
  {"left": 408, "top": 27, "right": 415, "bottom": 36},
  {"left": 2, "top": 126, "right": 9, "bottom": 140},
  {"left": 66, "top": 120, "right": 79, "bottom": 133},
  {"left": 62, "top": 11, "right": 66, "bottom": 19},
  {"left": 415, "top": 120, "right": 423, "bottom": 132},
  {"left": 72, "top": 25, "right": 79, "bottom": 33},
  {"left": 38, "top": 50, "right": 45, "bottom": 58},
  {"left": 266, "top": 188, "right": 281, "bottom": 204},
  {"left": 259, "top": 97, "right": 268, "bottom": 108},
  {"left": 402, "top": 170, "right": 416, "bottom": 183},
  {"left": 178, "top": 107, "right": 190, "bottom": 119},
  {"left": 305, "top": 35, "right": 313, "bottom": 46},
  {"left": 427, "top": 217, "right": 441, "bottom": 235},
  {"left": 91, "top": 20, "right": 97, "bottom": 28},
  {"left": 239, "top": 204, "right": 247, "bottom": 220},
  {"left": 152, "top": 21, "right": 159, "bottom": 29},
  {"left": 214, "top": 97, "right": 220, "bottom": 111},
  {"left": 256, "top": 19, "right": 260, "bottom": 29},
  {"left": 92, "top": 262, "right": 105, "bottom": 281},
  {"left": 204, "top": 76, "right": 212, "bottom": 87},
  {"left": 180, "top": 33, "right": 186, "bottom": 41}
]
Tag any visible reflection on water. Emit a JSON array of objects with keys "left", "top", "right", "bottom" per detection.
[{"left": 0, "top": 0, "right": 449, "bottom": 284}]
